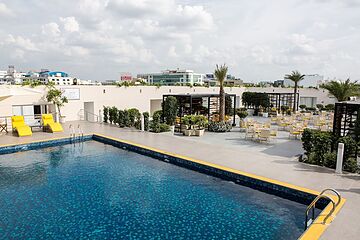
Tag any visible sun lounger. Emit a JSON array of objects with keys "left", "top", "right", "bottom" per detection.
[
  {"left": 42, "top": 114, "right": 63, "bottom": 132},
  {"left": 11, "top": 116, "right": 32, "bottom": 137}
]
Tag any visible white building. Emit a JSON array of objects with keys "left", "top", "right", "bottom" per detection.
[
  {"left": 39, "top": 71, "right": 75, "bottom": 85},
  {"left": 137, "top": 69, "right": 205, "bottom": 86}
]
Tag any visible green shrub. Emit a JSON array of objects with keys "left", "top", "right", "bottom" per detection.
[
  {"left": 143, "top": 112, "right": 149, "bottom": 131},
  {"left": 301, "top": 129, "right": 332, "bottom": 166},
  {"left": 236, "top": 109, "right": 248, "bottom": 119},
  {"left": 343, "top": 158, "right": 359, "bottom": 173},
  {"left": 225, "top": 95, "right": 233, "bottom": 115},
  {"left": 325, "top": 104, "right": 335, "bottom": 111},
  {"left": 305, "top": 107, "right": 316, "bottom": 111},
  {"left": 208, "top": 121, "right": 232, "bottom": 132},
  {"left": 316, "top": 104, "right": 324, "bottom": 110},
  {"left": 128, "top": 108, "right": 141, "bottom": 128},
  {"left": 108, "top": 106, "right": 118, "bottom": 124},
  {"left": 162, "top": 96, "right": 178, "bottom": 125},
  {"left": 152, "top": 110, "right": 163, "bottom": 123},
  {"left": 159, "top": 123, "right": 170, "bottom": 132},
  {"left": 103, "top": 106, "right": 109, "bottom": 123},
  {"left": 117, "top": 110, "right": 125, "bottom": 127},
  {"left": 123, "top": 110, "right": 130, "bottom": 127},
  {"left": 299, "top": 105, "right": 306, "bottom": 110},
  {"left": 324, "top": 152, "right": 337, "bottom": 169}
]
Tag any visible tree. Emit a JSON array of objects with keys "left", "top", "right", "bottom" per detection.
[
  {"left": 162, "top": 96, "right": 178, "bottom": 125},
  {"left": 285, "top": 70, "right": 305, "bottom": 112},
  {"left": 46, "top": 84, "right": 68, "bottom": 118},
  {"left": 214, "top": 64, "right": 228, "bottom": 122},
  {"left": 320, "top": 79, "right": 360, "bottom": 102}
]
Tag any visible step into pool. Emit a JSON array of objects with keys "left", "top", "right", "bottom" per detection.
[{"left": 0, "top": 139, "right": 323, "bottom": 239}]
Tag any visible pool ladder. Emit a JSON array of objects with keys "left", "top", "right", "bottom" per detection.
[
  {"left": 304, "top": 188, "right": 341, "bottom": 230},
  {"left": 69, "top": 124, "right": 84, "bottom": 142}
]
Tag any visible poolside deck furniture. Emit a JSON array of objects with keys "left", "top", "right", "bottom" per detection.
[
  {"left": 42, "top": 114, "right": 64, "bottom": 133},
  {"left": 289, "top": 127, "right": 301, "bottom": 139},
  {"left": 257, "top": 129, "right": 271, "bottom": 143},
  {"left": 11, "top": 116, "right": 32, "bottom": 137}
]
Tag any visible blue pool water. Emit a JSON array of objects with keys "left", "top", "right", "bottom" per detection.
[{"left": 0, "top": 141, "right": 307, "bottom": 239}]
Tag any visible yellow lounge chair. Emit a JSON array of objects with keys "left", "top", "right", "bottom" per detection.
[
  {"left": 11, "top": 116, "right": 32, "bottom": 137},
  {"left": 42, "top": 114, "right": 63, "bottom": 132}
]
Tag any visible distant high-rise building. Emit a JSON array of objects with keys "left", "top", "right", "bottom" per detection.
[{"left": 137, "top": 69, "right": 205, "bottom": 86}]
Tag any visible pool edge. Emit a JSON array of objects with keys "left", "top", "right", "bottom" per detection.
[
  {"left": 0, "top": 133, "right": 346, "bottom": 240},
  {"left": 92, "top": 133, "right": 346, "bottom": 240}
]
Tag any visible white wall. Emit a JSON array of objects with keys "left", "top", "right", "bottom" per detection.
[{"left": 0, "top": 85, "right": 335, "bottom": 121}]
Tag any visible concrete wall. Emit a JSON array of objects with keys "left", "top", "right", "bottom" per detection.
[{"left": 0, "top": 85, "right": 335, "bottom": 121}]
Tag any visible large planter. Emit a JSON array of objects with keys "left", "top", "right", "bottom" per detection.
[
  {"left": 194, "top": 129, "right": 205, "bottom": 136},
  {"left": 60, "top": 116, "right": 66, "bottom": 123},
  {"left": 170, "top": 125, "right": 175, "bottom": 133},
  {"left": 183, "top": 129, "right": 194, "bottom": 136},
  {"left": 208, "top": 121, "right": 232, "bottom": 132},
  {"left": 247, "top": 109, "right": 255, "bottom": 116},
  {"left": 263, "top": 112, "right": 268, "bottom": 118}
]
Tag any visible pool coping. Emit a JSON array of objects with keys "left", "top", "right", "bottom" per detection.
[{"left": 0, "top": 133, "right": 346, "bottom": 240}]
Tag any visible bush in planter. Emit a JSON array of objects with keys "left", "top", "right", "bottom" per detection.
[
  {"left": 123, "top": 110, "right": 130, "bottom": 127},
  {"left": 117, "top": 110, "right": 125, "bottom": 127},
  {"left": 103, "top": 106, "right": 109, "bottom": 123},
  {"left": 236, "top": 109, "right": 248, "bottom": 119},
  {"left": 280, "top": 105, "right": 290, "bottom": 115},
  {"left": 325, "top": 104, "right": 335, "bottom": 111},
  {"left": 208, "top": 121, "right": 232, "bottom": 132},
  {"left": 152, "top": 110, "right": 163, "bottom": 123},
  {"left": 343, "top": 158, "right": 359, "bottom": 173},
  {"left": 316, "top": 104, "right": 324, "bottom": 111},
  {"left": 143, "top": 112, "right": 149, "bottom": 131},
  {"left": 194, "top": 115, "right": 208, "bottom": 129},
  {"left": 299, "top": 105, "right": 306, "bottom": 110},
  {"left": 225, "top": 95, "right": 233, "bottom": 116},
  {"left": 108, "top": 106, "right": 118, "bottom": 124},
  {"left": 301, "top": 129, "right": 333, "bottom": 166},
  {"left": 128, "top": 108, "right": 141, "bottom": 128},
  {"left": 162, "top": 96, "right": 178, "bottom": 125}
]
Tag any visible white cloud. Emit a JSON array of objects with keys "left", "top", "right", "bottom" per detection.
[
  {"left": 5, "top": 34, "right": 39, "bottom": 51},
  {"left": 60, "top": 17, "right": 80, "bottom": 32},
  {"left": 41, "top": 22, "right": 61, "bottom": 37},
  {"left": 168, "top": 46, "right": 178, "bottom": 57},
  {"left": 0, "top": 3, "right": 13, "bottom": 17}
]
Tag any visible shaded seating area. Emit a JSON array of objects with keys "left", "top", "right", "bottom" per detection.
[
  {"left": 163, "top": 93, "right": 237, "bottom": 132},
  {"left": 42, "top": 114, "right": 63, "bottom": 133},
  {"left": 11, "top": 116, "right": 32, "bottom": 137}
]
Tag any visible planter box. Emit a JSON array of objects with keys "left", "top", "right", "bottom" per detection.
[
  {"left": 194, "top": 129, "right": 205, "bottom": 136},
  {"left": 60, "top": 116, "right": 66, "bottom": 123},
  {"left": 183, "top": 129, "right": 194, "bottom": 136}
]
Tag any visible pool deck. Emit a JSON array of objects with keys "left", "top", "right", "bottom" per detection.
[{"left": 1, "top": 120, "right": 360, "bottom": 240}]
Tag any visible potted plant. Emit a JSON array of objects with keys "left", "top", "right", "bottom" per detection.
[
  {"left": 236, "top": 109, "right": 248, "bottom": 129},
  {"left": 46, "top": 83, "right": 68, "bottom": 123},
  {"left": 163, "top": 96, "right": 178, "bottom": 133},
  {"left": 181, "top": 115, "right": 195, "bottom": 136},
  {"left": 194, "top": 115, "right": 208, "bottom": 136}
]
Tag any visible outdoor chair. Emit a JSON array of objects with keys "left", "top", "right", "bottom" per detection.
[
  {"left": 42, "top": 114, "right": 64, "bottom": 133},
  {"left": 11, "top": 116, "right": 32, "bottom": 137}
]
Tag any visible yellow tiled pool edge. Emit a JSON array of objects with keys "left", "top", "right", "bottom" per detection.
[{"left": 0, "top": 133, "right": 346, "bottom": 240}]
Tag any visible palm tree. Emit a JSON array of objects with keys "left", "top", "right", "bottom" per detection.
[
  {"left": 214, "top": 64, "right": 228, "bottom": 122},
  {"left": 285, "top": 70, "right": 305, "bottom": 112},
  {"left": 320, "top": 79, "right": 359, "bottom": 102}
]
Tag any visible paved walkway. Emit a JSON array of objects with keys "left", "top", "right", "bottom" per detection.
[{"left": 1, "top": 121, "right": 359, "bottom": 240}]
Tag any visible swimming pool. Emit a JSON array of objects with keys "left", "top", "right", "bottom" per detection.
[{"left": 0, "top": 138, "right": 324, "bottom": 239}]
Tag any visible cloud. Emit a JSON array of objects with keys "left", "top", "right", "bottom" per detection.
[
  {"left": 5, "top": 34, "right": 39, "bottom": 51},
  {"left": 168, "top": 46, "right": 178, "bottom": 57},
  {"left": 60, "top": 17, "right": 80, "bottom": 32},
  {"left": 42, "top": 22, "right": 61, "bottom": 37},
  {"left": 106, "top": 0, "right": 174, "bottom": 17},
  {"left": 0, "top": 3, "right": 13, "bottom": 17}
]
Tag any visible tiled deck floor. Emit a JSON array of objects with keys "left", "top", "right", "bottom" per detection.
[{"left": 1, "top": 121, "right": 359, "bottom": 240}]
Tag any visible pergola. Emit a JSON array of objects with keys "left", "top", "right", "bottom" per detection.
[
  {"left": 333, "top": 102, "right": 360, "bottom": 140},
  {"left": 267, "top": 92, "right": 299, "bottom": 111},
  {"left": 162, "top": 93, "right": 237, "bottom": 126}
]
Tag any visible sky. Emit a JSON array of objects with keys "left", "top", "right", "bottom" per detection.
[{"left": 0, "top": 0, "right": 360, "bottom": 83}]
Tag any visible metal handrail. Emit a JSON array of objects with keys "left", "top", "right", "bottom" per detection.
[
  {"left": 80, "top": 109, "right": 99, "bottom": 122},
  {"left": 305, "top": 189, "right": 340, "bottom": 230},
  {"left": 318, "top": 188, "right": 341, "bottom": 206}
]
